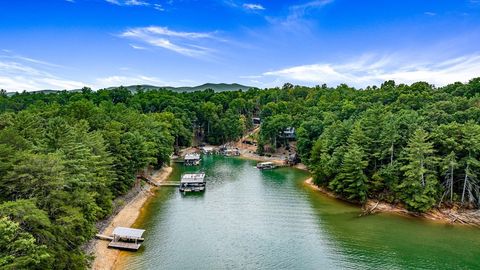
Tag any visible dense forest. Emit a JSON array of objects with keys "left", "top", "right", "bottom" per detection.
[{"left": 0, "top": 78, "right": 479, "bottom": 269}]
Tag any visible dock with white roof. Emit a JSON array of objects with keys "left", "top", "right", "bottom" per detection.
[
  {"left": 95, "top": 227, "right": 146, "bottom": 251},
  {"left": 179, "top": 173, "right": 206, "bottom": 192}
]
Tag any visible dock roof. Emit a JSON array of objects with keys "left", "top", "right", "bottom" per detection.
[
  {"left": 112, "top": 227, "right": 145, "bottom": 239},
  {"left": 184, "top": 153, "right": 201, "bottom": 160},
  {"left": 259, "top": 162, "right": 274, "bottom": 165},
  {"left": 181, "top": 173, "right": 206, "bottom": 183}
]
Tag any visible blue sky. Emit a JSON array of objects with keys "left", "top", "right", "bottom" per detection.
[{"left": 0, "top": 0, "right": 479, "bottom": 91}]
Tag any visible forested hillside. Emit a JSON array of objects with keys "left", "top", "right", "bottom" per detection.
[
  {"left": 0, "top": 78, "right": 479, "bottom": 269},
  {"left": 0, "top": 87, "right": 251, "bottom": 269},
  {"left": 257, "top": 80, "right": 480, "bottom": 212}
]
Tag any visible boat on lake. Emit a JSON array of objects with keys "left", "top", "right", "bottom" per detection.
[{"left": 256, "top": 162, "right": 276, "bottom": 170}]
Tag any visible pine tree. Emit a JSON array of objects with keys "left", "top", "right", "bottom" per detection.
[
  {"left": 399, "top": 129, "right": 438, "bottom": 212},
  {"left": 0, "top": 217, "right": 52, "bottom": 269},
  {"left": 329, "top": 144, "right": 369, "bottom": 203},
  {"left": 460, "top": 122, "right": 480, "bottom": 206},
  {"left": 439, "top": 151, "right": 459, "bottom": 204}
]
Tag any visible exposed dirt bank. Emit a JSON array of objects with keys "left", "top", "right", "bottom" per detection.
[
  {"left": 89, "top": 166, "right": 173, "bottom": 270},
  {"left": 305, "top": 178, "right": 480, "bottom": 228}
]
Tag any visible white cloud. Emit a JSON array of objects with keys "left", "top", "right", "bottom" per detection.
[
  {"left": 424, "top": 11, "right": 436, "bottom": 16},
  {"left": 138, "top": 26, "right": 214, "bottom": 39},
  {"left": 289, "top": 0, "right": 333, "bottom": 18},
  {"left": 125, "top": 0, "right": 150, "bottom": 6},
  {"left": 0, "top": 59, "right": 85, "bottom": 91},
  {"left": 222, "top": 0, "right": 239, "bottom": 8},
  {"left": 153, "top": 4, "right": 164, "bottom": 11},
  {"left": 94, "top": 75, "right": 165, "bottom": 88},
  {"left": 266, "top": 0, "right": 333, "bottom": 30},
  {"left": 0, "top": 53, "right": 64, "bottom": 68},
  {"left": 105, "top": 0, "right": 165, "bottom": 10},
  {"left": 105, "top": 0, "right": 121, "bottom": 5},
  {"left": 0, "top": 51, "right": 174, "bottom": 91},
  {"left": 130, "top": 44, "right": 147, "bottom": 50},
  {"left": 243, "top": 3, "right": 265, "bottom": 10},
  {"left": 0, "top": 51, "right": 194, "bottom": 91},
  {"left": 262, "top": 53, "right": 480, "bottom": 87},
  {"left": 120, "top": 26, "right": 217, "bottom": 57}
]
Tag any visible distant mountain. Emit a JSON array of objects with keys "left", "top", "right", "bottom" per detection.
[
  {"left": 5, "top": 88, "right": 84, "bottom": 96},
  {"left": 169, "top": 83, "right": 253, "bottom": 92},
  {"left": 4, "top": 83, "right": 255, "bottom": 96},
  {"left": 113, "top": 83, "right": 254, "bottom": 93}
]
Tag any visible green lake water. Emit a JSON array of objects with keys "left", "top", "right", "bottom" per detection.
[{"left": 118, "top": 156, "right": 480, "bottom": 270}]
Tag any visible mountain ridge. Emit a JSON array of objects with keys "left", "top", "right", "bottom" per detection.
[{"left": 5, "top": 83, "right": 255, "bottom": 96}]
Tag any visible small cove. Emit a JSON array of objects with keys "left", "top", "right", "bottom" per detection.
[{"left": 116, "top": 156, "right": 480, "bottom": 270}]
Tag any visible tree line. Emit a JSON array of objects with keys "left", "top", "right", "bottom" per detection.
[
  {"left": 0, "top": 87, "right": 252, "bottom": 269},
  {"left": 257, "top": 79, "right": 480, "bottom": 213},
  {"left": 0, "top": 78, "right": 479, "bottom": 268}
]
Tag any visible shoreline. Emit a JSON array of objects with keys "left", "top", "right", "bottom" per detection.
[
  {"left": 93, "top": 150, "right": 479, "bottom": 270},
  {"left": 96, "top": 151, "right": 306, "bottom": 270},
  {"left": 90, "top": 166, "right": 173, "bottom": 270},
  {"left": 238, "top": 149, "right": 308, "bottom": 171},
  {"left": 304, "top": 177, "right": 480, "bottom": 228},
  {"left": 237, "top": 140, "right": 480, "bottom": 228}
]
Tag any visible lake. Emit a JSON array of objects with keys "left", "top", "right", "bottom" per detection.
[{"left": 116, "top": 156, "right": 480, "bottom": 270}]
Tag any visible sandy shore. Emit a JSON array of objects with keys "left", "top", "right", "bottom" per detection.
[
  {"left": 92, "top": 152, "right": 479, "bottom": 270},
  {"left": 238, "top": 149, "right": 285, "bottom": 164},
  {"left": 304, "top": 178, "right": 480, "bottom": 227},
  {"left": 91, "top": 166, "right": 173, "bottom": 270}
]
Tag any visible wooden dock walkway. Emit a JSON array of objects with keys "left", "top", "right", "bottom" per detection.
[
  {"left": 96, "top": 234, "right": 113, "bottom": 241},
  {"left": 137, "top": 175, "right": 179, "bottom": 187},
  {"left": 159, "top": 181, "right": 180, "bottom": 187}
]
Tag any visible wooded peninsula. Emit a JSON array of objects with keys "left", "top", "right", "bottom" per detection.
[{"left": 1, "top": 78, "right": 480, "bottom": 269}]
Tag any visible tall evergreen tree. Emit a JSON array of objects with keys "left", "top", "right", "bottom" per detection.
[
  {"left": 460, "top": 122, "right": 480, "bottom": 206},
  {"left": 399, "top": 129, "right": 438, "bottom": 212},
  {"left": 0, "top": 217, "right": 52, "bottom": 270},
  {"left": 328, "top": 128, "right": 369, "bottom": 203},
  {"left": 329, "top": 144, "right": 369, "bottom": 203}
]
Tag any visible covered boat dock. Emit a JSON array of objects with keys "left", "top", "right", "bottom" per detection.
[
  {"left": 256, "top": 162, "right": 277, "bottom": 170},
  {"left": 184, "top": 153, "right": 201, "bottom": 166},
  {"left": 180, "top": 173, "right": 206, "bottom": 192},
  {"left": 108, "top": 227, "right": 146, "bottom": 251}
]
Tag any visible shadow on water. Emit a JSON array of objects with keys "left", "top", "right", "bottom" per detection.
[
  {"left": 301, "top": 181, "right": 480, "bottom": 270},
  {"left": 180, "top": 191, "right": 206, "bottom": 199}
]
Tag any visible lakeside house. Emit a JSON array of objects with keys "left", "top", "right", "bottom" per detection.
[
  {"left": 285, "top": 153, "right": 300, "bottom": 166},
  {"left": 179, "top": 173, "right": 206, "bottom": 192},
  {"left": 280, "top": 127, "right": 296, "bottom": 140},
  {"left": 184, "top": 153, "right": 201, "bottom": 166}
]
